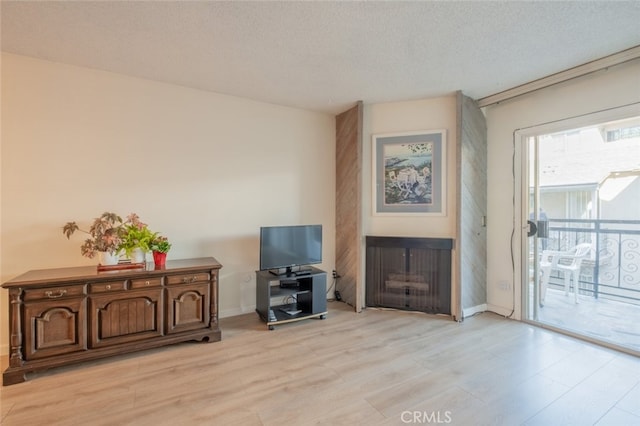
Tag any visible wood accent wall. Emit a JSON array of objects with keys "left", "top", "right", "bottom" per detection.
[
  {"left": 335, "top": 102, "right": 363, "bottom": 311},
  {"left": 456, "top": 92, "right": 488, "bottom": 318}
]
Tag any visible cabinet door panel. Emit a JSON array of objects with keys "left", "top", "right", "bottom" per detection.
[
  {"left": 24, "top": 298, "right": 86, "bottom": 360},
  {"left": 166, "top": 283, "right": 210, "bottom": 334},
  {"left": 89, "top": 289, "right": 163, "bottom": 348},
  {"left": 297, "top": 275, "right": 327, "bottom": 314}
]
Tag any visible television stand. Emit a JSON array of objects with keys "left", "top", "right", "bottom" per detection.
[{"left": 255, "top": 267, "right": 327, "bottom": 330}]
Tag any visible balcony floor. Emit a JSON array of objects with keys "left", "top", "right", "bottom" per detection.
[{"left": 536, "top": 288, "right": 640, "bottom": 353}]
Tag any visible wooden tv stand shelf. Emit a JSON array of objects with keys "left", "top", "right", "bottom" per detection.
[{"left": 2, "top": 257, "right": 222, "bottom": 386}]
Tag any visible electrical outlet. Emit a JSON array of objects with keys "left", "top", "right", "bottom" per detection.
[
  {"left": 498, "top": 280, "right": 511, "bottom": 291},
  {"left": 332, "top": 270, "right": 340, "bottom": 279}
]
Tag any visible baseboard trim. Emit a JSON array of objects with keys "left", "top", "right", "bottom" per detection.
[
  {"left": 462, "top": 303, "right": 487, "bottom": 318},
  {"left": 486, "top": 304, "right": 517, "bottom": 319},
  {"left": 220, "top": 306, "right": 255, "bottom": 318}
]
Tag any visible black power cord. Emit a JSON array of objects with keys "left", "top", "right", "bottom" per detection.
[{"left": 328, "top": 270, "right": 342, "bottom": 301}]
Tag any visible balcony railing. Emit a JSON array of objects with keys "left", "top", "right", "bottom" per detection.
[{"left": 537, "top": 218, "right": 640, "bottom": 304}]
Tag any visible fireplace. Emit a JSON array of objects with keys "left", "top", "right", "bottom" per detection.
[{"left": 365, "top": 236, "right": 453, "bottom": 315}]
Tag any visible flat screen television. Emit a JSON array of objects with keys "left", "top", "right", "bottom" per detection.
[{"left": 259, "top": 224, "right": 322, "bottom": 276}]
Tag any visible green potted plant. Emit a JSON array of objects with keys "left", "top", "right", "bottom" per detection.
[
  {"left": 62, "top": 212, "right": 125, "bottom": 265},
  {"left": 150, "top": 236, "right": 171, "bottom": 266},
  {"left": 119, "top": 213, "right": 157, "bottom": 263}
]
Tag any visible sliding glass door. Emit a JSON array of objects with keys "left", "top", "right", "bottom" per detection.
[{"left": 522, "top": 114, "right": 640, "bottom": 355}]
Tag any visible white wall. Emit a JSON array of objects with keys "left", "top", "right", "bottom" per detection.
[
  {"left": 485, "top": 59, "right": 640, "bottom": 318},
  {"left": 0, "top": 53, "right": 336, "bottom": 355},
  {"left": 362, "top": 97, "right": 458, "bottom": 238}
]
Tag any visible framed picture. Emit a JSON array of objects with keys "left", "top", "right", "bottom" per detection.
[{"left": 372, "top": 130, "right": 447, "bottom": 215}]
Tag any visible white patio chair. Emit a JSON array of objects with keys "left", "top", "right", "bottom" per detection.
[{"left": 540, "top": 243, "right": 592, "bottom": 305}]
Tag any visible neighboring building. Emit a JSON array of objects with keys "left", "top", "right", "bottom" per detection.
[{"left": 534, "top": 117, "right": 640, "bottom": 221}]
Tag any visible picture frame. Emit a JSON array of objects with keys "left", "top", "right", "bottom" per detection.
[{"left": 372, "top": 130, "right": 447, "bottom": 216}]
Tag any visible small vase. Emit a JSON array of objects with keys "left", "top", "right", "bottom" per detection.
[
  {"left": 130, "top": 247, "right": 146, "bottom": 264},
  {"left": 153, "top": 251, "right": 167, "bottom": 266},
  {"left": 98, "top": 251, "right": 120, "bottom": 266}
]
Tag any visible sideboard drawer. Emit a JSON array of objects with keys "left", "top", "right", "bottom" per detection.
[
  {"left": 23, "top": 285, "right": 85, "bottom": 301},
  {"left": 130, "top": 277, "right": 162, "bottom": 289},
  {"left": 166, "top": 272, "right": 210, "bottom": 285},
  {"left": 89, "top": 281, "right": 126, "bottom": 293}
]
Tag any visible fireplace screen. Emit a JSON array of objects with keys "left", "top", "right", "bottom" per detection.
[{"left": 366, "top": 236, "right": 452, "bottom": 315}]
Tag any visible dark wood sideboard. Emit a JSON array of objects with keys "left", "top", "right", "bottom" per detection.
[{"left": 2, "top": 257, "right": 222, "bottom": 386}]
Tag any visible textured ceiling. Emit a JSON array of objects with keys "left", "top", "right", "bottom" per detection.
[{"left": 2, "top": 1, "right": 640, "bottom": 114}]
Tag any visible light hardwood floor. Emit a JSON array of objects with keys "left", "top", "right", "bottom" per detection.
[{"left": 1, "top": 301, "right": 639, "bottom": 425}]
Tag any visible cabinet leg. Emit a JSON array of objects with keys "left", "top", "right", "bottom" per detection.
[{"left": 268, "top": 325, "right": 275, "bottom": 331}]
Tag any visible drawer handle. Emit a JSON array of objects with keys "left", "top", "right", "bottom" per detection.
[
  {"left": 145, "top": 281, "right": 150, "bottom": 286},
  {"left": 45, "top": 289, "right": 67, "bottom": 298},
  {"left": 182, "top": 276, "right": 198, "bottom": 283},
  {"left": 106, "top": 284, "right": 111, "bottom": 290}
]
